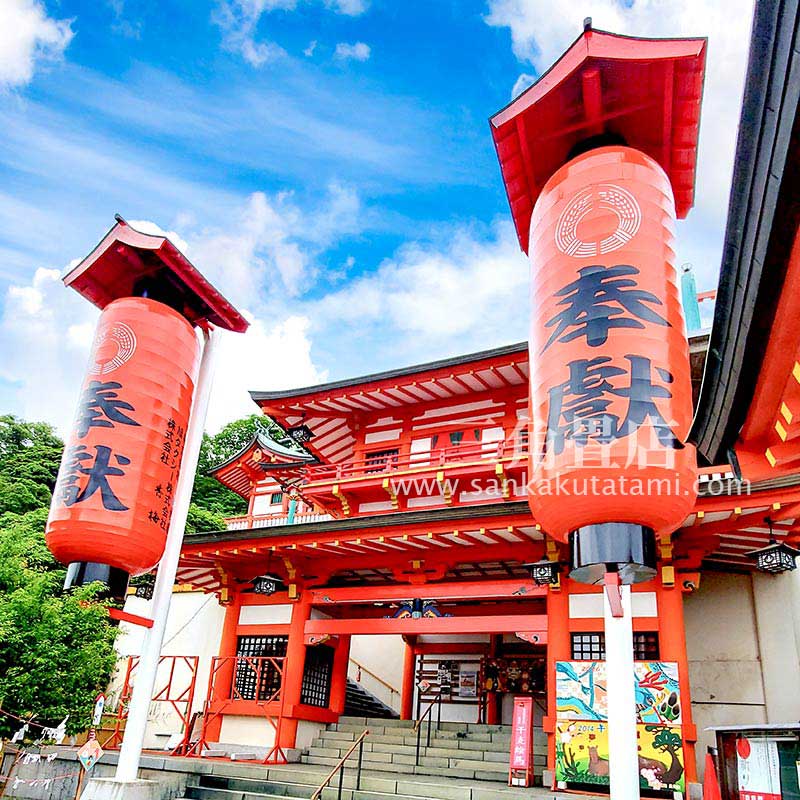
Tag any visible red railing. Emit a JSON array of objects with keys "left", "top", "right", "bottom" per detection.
[
  {"left": 187, "top": 655, "right": 289, "bottom": 764},
  {"left": 225, "top": 511, "right": 332, "bottom": 530},
  {"left": 105, "top": 655, "right": 199, "bottom": 754},
  {"left": 303, "top": 438, "right": 529, "bottom": 484}
]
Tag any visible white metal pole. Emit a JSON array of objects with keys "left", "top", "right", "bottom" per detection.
[
  {"left": 115, "top": 326, "right": 219, "bottom": 782},
  {"left": 604, "top": 583, "right": 640, "bottom": 800}
]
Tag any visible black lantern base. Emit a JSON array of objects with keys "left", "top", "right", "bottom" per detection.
[
  {"left": 64, "top": 561, "right": 129, "bottom": 601},
  {"left": 569, "top": 523, "right": 657, "bottom": 585}
]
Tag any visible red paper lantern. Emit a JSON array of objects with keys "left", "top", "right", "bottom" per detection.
[
  {"left": 527, "top": 146, "right": 697, "bottom": 543},
  {"left": 47, "top": 297, "right": 199, "bottom": 579}
]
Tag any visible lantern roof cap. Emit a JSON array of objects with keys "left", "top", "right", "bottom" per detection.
[
  {"left": 490, "top": 27, "right": 707, "bottom": 253},
  {"left": 63, "top": 216, "right": 249, "bottom": 333},
  {"left": 745, "top": 538, "right": 800, "bottom": 558}
]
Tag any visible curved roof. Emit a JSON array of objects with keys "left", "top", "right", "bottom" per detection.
[
  {"left": 490, "top": 27, "right": 706, "bottom": 253},
  {"left": 63, "top": 217, "right": 249, "bottom": 333},
  {"left": 690, "top": 0, "right": 800, "bottom": 466},
  {"left": 210, "top": 430, "right": 317, "bottom": 497}
]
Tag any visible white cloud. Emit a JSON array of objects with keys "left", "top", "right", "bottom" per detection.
[
  {"left": 0, "top": 267, "right": 98, "bottom": 432},
  {"left": 0, "top": 0, "right": 73, "bottom": 89},
  {"left": 511, "top": 72, "right": 535, "bottom": 99},
  {"left": 326, "top": 0, "right": 369, "bottom": 15},
  {"left": 309, "top": 219, "right": 528, "bottom": 352},
  {"left": 191, "top": 183, "right": 361, "bottom": 302},
  {"left": 485, "top": 0, "right": 755, "bottom": 289},
  {"left": 215, "top": 0, "right": 370, "bottom": 66},
  {"left": 213, "top": 0, "right": 292, "bottom": 66},
  {"left": 207, "top": 313, "right": 325, "bottom": 432},
  {"left": 303, "top": 39, "right": 317, "bottom": 57},
  {"left": 334, "top": 41, "right": 371, "bottom": 61}
]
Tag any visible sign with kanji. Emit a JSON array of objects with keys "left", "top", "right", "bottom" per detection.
[
  {"left": 47, "top": 297, "right": 199, "bottom": 575},
  {"left": 92, "top": 693, "right": 105, "bottom": 727},
  {"left": 737, "top": 738, "right": 782, "bottom": 800},
  {"left": 509, "top": 696, "right": 534, "bottom": 787}
]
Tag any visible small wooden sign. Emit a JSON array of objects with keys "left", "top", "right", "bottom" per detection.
[{"left": 509, "top": 696, "right": 534, "bottom": 787}]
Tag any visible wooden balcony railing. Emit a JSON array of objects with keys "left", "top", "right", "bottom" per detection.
[
  {"left": 303, "top": 439, "right": 529, "bottom": 484},
  {"left": 225, "top": 511, "right": 332, "bottom": 530}
]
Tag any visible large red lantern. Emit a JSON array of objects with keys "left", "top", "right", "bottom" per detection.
[
  {"left": 47, "top": 297, "right": 200, "bottom": 585},
  {"left": 527, "top": 147, "right": 697, "bottom": 565}
]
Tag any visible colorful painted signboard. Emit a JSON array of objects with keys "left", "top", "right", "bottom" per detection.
[
  {"left": 77, "top": 739, "right": 104, "bottom": 771},
  {"left": 556, "top": 660, "right": 681, "bottom": 724},
  {"left": 737, "top": 738, "right": 782, "bottom": 800},
  {"left": 555, "top": 661, "right": 685, "bottom": 793},
  {"left": 555, "top": 720, "right": 685, "bottom": 793}
]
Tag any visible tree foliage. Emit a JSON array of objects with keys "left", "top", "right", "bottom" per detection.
[
  {"left": 0, "top": 411, "right": 270, "bottom": 733},
  {"left": 190, "top": 414, "right": 289, "bottom": 521},
  {"left": 0, "top": 420, "right": 117, "bottom": 737}
]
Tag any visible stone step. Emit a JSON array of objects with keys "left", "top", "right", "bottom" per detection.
[
  {"left": 322, "top": 729, "right": 505, "bottom": 747},
  {"left": 303, "top": 754, "right": 517, "bottom": 783},
  {"left": 318, "top": 732, "right": 520, "bottom": 754},
  {"left": 174, "top": 761, "right": 605, "bottom": 800}
]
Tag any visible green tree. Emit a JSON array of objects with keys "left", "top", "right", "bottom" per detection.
[
  {"left": 0, "top": 415, "right": 63, "bottom": 490},
  {"left": 185, "top": 502, "right": 227, "bottom": 534},
  {"left": 190, "top": 414, "right": 290, "bottom": 519},
  {"left": 0, "top": 508, "right": 117, "bottom": 737}
]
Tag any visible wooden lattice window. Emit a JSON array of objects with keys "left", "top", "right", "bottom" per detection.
[
  {"left": 300, "top": 645, "right": 335, "bottom": 707},
  {"left": 234, "top": 635, "right": 288, "bottom": 701},
  {"left": 571, "top": 632, "right": 605, "bottom": 661},
  {"left": 364, "top": 448, "right": 399, "bottom": 473},
  {"left": 570, "top": 632, "right": 659, "bottom": 661}
]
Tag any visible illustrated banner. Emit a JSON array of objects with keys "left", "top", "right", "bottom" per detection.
[
  {"left": 555, "top": 660, "right": 681, "bottom": 724},
  {"left": 555, "top": 720, "right": 685, "bottom": 793}
]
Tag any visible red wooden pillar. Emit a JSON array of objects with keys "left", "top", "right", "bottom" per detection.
[
  {"left": 330, "top": 635, "right": 351, "bottom": 716},
  {"left": 545, "top": 578, "right": 570, "bottom": 781},
  {"left": 278, "top": 592, "right": 312, "bottom": 748},
  {"left": 486, "top": 634, "right": 501, "bottom": 725},
  {"left": 657, "top": 577, "right": 698, "bottom": 785},
  {"left": 204, "top": 592, "right": 241, "bottom": 742},
  {"left": 400, "top": 636, "right": 416, "bottom": 721}
]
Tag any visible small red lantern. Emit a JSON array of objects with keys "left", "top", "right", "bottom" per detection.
[{"left": 47, "top": 297, "right": 199, "bottom": 588}]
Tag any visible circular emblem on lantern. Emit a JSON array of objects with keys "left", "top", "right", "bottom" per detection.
[
  {"left": 555, "top": 183, "right": 641, "bottom": 258},
  {"left": 89, "top": 321, "right": 137, "bottom": 375}
]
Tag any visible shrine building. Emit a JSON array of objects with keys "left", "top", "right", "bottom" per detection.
[{"left": 105, "top": 4, "right": 800, "bottom": 799}]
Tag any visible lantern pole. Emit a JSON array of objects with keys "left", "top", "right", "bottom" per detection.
[
  {"left": 603, "top": 574, "right": 640, "bottom": 799},
  {"left": 115, "top": 325, "right": 219, "bottom": 783}
]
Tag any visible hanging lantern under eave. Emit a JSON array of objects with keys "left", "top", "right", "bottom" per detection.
[
  {"left": 490, "top": 29, "right": 706, "bottom": 585},
  {"left": 252, "top": 575, "right": 282, "bottom": 595},
  {"left": 46, "top": 297, "right": 200, "bottom": 591},
  {"left": 526, "top": 147, "right": 698, "bottom": 565},
  {"left": 746, "top": 540, "right": 800, "bottom": 574},
  {"left": 525, "top": 559, "right": 561, "bottom": 586}
]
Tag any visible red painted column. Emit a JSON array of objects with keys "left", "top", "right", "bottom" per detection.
[
  {"left": 400, "top": 636, "right": 416, "bottom": 721},
  {"left": 545, "top": 578, "right": 571, "bottom": 783},
  {"left": 278, "top": 592, "right": 312, "bottom": 748},
  {"left": 486, "top": 634, "right": 500, "bottom": 725},
  {"left": 329, "top": 635, "right": 351, "bottom": 716},
  {"left": 657, "top": 577, "right": 698, "bottom": 785},
  {"left": 204, "top": 592, "right": 241, "bottom": 742}
]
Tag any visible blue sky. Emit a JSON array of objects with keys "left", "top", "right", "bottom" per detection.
[{"left": 0, "top": 0, "right": 754, "bottom": 432}]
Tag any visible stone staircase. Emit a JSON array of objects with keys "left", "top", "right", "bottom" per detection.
[
  {"left": 344, "top": 679, "right": 399, "bottom": 719},
  {"left": 301, "top": 716, "right": 546, "bottom": 784},
  {"left": 180, "top": 765, "right": 595, "bottom": 800}
]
